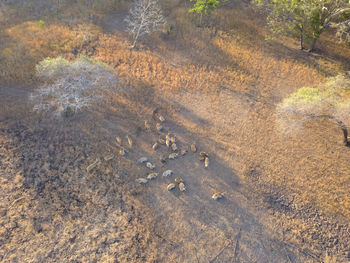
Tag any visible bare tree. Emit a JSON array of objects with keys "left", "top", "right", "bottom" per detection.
[
  {"left": 125, "top": 0, "right": 166, "bottom": 48},
  {"left": 30, "top": 56, "right": 118, "bottom": 117},
  {"left": 277, "top": 73, "right": 350, "bottom": 146}
]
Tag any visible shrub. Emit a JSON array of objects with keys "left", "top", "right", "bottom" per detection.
[
  {"left": 39, "top": 19, "right": 46, "bottom": 28},
  {"left": 30, "top": 56, "right": 118, "bottom": 117}
]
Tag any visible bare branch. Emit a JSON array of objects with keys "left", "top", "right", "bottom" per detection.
[{"left": 124, "top": 0, "right": 166, "bottom": 47}]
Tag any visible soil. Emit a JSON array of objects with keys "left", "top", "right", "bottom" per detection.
[{"left": 1, "top": 1, "right": 350, "bottom": 262}]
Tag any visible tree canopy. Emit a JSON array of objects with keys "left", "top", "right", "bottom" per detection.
[
  {"left": 255, "top": 0, "right": 350, "bottom": 51},
  {"left": 189, "top": 0, "right": 221, "bottom": 15},
  {"left": 188, "top": 0, "right": 227, "bottom": 25}
]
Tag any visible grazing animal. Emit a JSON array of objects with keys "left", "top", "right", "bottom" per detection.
[
  {"left": 212, "top": 192, "right": 224, "bottom": 200},
  {"left": 138, "top": 157, "right": 148, "bottom": 163},
  {"left": 179, "top": 182, "right": 186, "bottom": 192},
  {"left": 147, "top": 173, "right": 158, "bottom": 180},
  {"left": 115, "top": 136, "right": 122, "bottom": 145},
  {"left": 126, "top": 135, "right": 133, "bottom": 148},
  {"left": 165, "top": 134, "right": 171, "bottom": 147},
  {"left": 144, "top": 120, "right": 151, "bottom": 130},
  {"left": 158, "top": 138, "right": 166, "bottom": 145},
  {"left": 152, "top": 142, "right": 159, "bottom": 150},
  {"left": 163, "top": 170, "right": 173, "bottom": 177},
  {"left": 181, "top": 148, "right": 188, "bottom": 156},
  {"left": 119, "top": 147, "right": 126, "bottom": 156},
  {"left": 136, "top": 178, "right": 148, "bottom": 184},
  {"left": 156, "top": 123, "right": 163, "bottom": 132},
  {"left": 174, "top": 177, "right": 183, "bottom": 184},
  {"left": 167, "top": 183, "right": 176, "bottom": 191},
  {"left": 146, "top": 162, "right": 155, "bottom": 170},
  {"left": 204, "top": 157, "right": 209, "bottom": 168},
  {"left": 168, "top": 153, "right": 178, "bottom": 160},
  {"left": 199, "top": 152, "right": 208, "bottom": 161},
  {"left": 171, "top": 143, "right": 177, "bottom": 152}
]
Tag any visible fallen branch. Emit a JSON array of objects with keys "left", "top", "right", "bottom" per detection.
[
  {"left": 283, "top": 242, "right": 322, "bottom": 262},
  {"left": 194, "top": 246, "right": 200, "bottom": 263},
  {"left": 9, "top": 196, "right": 25, "bottom": 208},
  {"left": 209, "top": 239, "right": 233, "bottom": 263},
  {"left": 232, "top": 227, "right": 242, "bottom": 263},
  {"left": 210, "top": 227, "right": 242, "bottom": 263},
  {"left": 86, "top": 158, "right": 99, "bottom": 172},
  {"left": 284, "top": 247, "right": 293, "bottom": 263},
  {"left": 153, "top": 232, "right": 177, "bottom": 247}
]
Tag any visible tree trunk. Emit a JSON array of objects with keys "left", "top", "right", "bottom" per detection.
[
  {"left": 300, "top": 27, "right": 304, "bottom": 50},
  {"left": 132, "top": 25, "right": 142, "bottom": 48},
  {"left": 300, "top": 33, "right": 304, "bottom": 50},
  {"left": 309, "top": 38, "right": 318, "bottom": 52},
  {"left": 132, "top": 37, "right": 138, "bottom": 49},
  {"left": 334, "top": 119, "right": 350, "bottom": 146},
  {"left": 310, "top": 115, "right": 350, "bottom": 147}
]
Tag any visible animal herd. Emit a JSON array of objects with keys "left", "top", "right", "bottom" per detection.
[{"left": 88, "top": 112, "right": 224, "bottom": 201}]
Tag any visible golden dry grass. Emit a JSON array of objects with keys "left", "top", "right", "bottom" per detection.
[{"left": 1, "top": 21, "right": 103, "bottom": 84}]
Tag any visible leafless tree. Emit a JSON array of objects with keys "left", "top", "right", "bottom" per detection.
[
  {"left": 30, "top": 56, "right": 118, "bottom": 117},
  {"left": 124, "top": 0, "right": 166, "bottom": 48}
]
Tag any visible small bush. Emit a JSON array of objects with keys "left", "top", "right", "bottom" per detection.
[{"left": 39, "top": 20, "right": 46, "bottom": 28}]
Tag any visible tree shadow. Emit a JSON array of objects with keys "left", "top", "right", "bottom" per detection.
[{"left": 0, "top": 80, "right": 318, "bottom": 262}]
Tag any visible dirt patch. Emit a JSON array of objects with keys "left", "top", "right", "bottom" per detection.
[
  {"left": 0, "top": 85, "right": 313, "bottom": 262},
  {"left": 0, "top": 106, "right": 159, "bottom": 262}
]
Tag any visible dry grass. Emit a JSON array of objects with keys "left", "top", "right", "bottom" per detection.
[
  {"left": 1, "top": 21, "right": 103, "bottom": 84},
  {"left": 1, "top": 0, "right": 349, "bottom": 224},
  {"left": 1, "top": 0, "right": 350, "bottom": 261}
]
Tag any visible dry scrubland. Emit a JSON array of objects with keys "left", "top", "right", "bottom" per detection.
[{"left": 1, "top": 0, "right": 350, "bottom": 262}]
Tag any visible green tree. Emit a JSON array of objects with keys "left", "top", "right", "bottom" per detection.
[
  {"left": 277, "top": 73, "right": 350, "bottom": 146},
  {"left": 188, "top": 0, "right": 223, "bottom": 25},
  {"left": 255, "top": 0, "right": 350, "bottom": 52}
]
